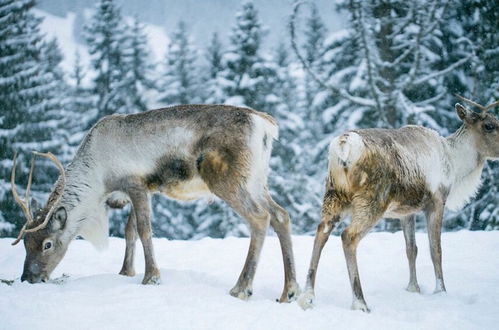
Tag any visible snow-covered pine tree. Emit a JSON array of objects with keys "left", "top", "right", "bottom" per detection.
[
  {"left": 116, "top": 17, "right": 155, "bottom": 114},
  {"left": 301, "top": 4, "right": 327, "bottom": 120},
  {"left": 0, "top": 0, "right": 66, "bottom": 236},
  {"left": 220, "top": 1, "right": 277, "bottom": 111},
  {"left": 159, "top": 20, "right": 202, "bottom": 105},
  {"left": 65, "top": 51, "right": 96, "bottom": 155},
  {"left": 84, "top": 0, "right": 127, "bottom": 121},
  {"left": 39, "top": 38, "right": 77, "bottom": 165},
  {"left": 203, "top": 32, "right": 226, "bottom": 104},
  {"left": 267, "top": 42, "right": 322, "bottom": 233}
]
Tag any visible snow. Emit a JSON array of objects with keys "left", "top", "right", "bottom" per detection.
[
  {"left": 34, "top": 9, "right": 168, "bottom": 86},
  {"left": 34, "top": 9, "right": 89, "bottom": 80},
  {"left": 1, "top": 231, "right": 499, "bottom": 329}
]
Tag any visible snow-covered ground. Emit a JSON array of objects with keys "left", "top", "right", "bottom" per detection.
[{"left": 1, "top": 231, "right": 498, "bottom": 329}]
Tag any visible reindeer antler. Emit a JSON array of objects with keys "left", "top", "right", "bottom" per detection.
[
  {"left": 11, "top": 152, "right": 66, "bottom": 245},
  {"left": 11, "top": 152, "right": 35, "bottom": 245},
  {"left": 455, "top": 94, "right": 499, "bottom": 113}
]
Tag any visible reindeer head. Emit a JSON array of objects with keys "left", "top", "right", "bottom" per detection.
[
  {"left": 455, "top": 95, "right": 499, "bottom": 160},
  {"left": 11, "top": 152, "right": 70, "bottom": 283}
]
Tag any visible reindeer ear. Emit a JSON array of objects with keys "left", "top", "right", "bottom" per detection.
[
  {"left": 51, "top": 207, "right": 67, "bottom": 231},
  {"left": 455, "top": 103, "right": 477, "bottom": 124}
]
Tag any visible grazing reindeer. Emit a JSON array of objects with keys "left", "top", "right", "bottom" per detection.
[
  {"left": 298, "top": 97, "right": 499, "bottom": 312},
  {"left": 11, "top": 104, "right": 300, "bottom": 303}
]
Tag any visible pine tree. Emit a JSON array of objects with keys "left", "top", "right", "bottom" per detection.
[
  {"left": 302, "top": 5, "right": 327, "bottom": 117},
  {"left": 0, "top": 0, "right": 65, "bottom": 235},
  {"left": 220, "top": 1, "right": 277, "bottom": 111},
  {"left": 84, "top": 0, "right": 127, "bottom": 120},
  {"left": 268, "top": 42, "right": 321, "bottom": 233},
  {"left": 66, "top": 51, "right": 96, "bottom": 148},
  {"left": 159, "top": 21, "right": 202, "bottom": 105},
  {"left": 203, "top": 32, "right": 226, "bottom": 104},
  {"left": 117, "top": 17, "right": 155, "bottom": 113}
]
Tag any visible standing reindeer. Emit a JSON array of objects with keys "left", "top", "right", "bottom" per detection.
[
  {"left": 298, "top": 97, "right": 499, "bottom": 312},
  {"left": 10, "top": 104, "right": 300, "bottom": 303}
]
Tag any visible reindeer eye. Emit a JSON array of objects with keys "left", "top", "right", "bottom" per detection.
[
  {"left": 483, "top": 123, "right": 496, "bottom": 132},
  {"left": 43, "top": 241, "right": 53, "bottom": 250}
]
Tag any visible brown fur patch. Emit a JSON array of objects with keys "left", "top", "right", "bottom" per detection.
[
  {"left": 199, "top": 150, "right": 230, "bottom": 177},
  {"left": 144, "top": 157, "right": 192, "bottom": 191}
]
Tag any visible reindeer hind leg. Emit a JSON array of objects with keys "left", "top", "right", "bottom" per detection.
[
  {"left": 298, "top": 188, "right": 346, "bottom": 310},
  {"left": 265, "top": 193, "right": 300, "bottom": 303},
  {"left": 228, "top": 196, "right": 270, "bottom": 300},
  {"left": 119, "top": 207, "right": 138, "bottom": 277}
]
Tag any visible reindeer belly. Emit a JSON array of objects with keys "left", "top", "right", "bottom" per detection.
[
  {"left": 383, "top": 203, "right": 420, "bottom": 218},
  {"left": 162, "top": 176, "right": 213, "bottom": 201}
]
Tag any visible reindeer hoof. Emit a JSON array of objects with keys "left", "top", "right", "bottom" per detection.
[
  {"left": 433, "top": 287, "right": 447, "bottom": 294},
  {"left": 119, "top": 268, "right": 136, "bottom": 277},
  {"left": 297, "top": 290, "right": 315, "bottom": 310},
  {"left": 406, "top": 283, "right": 421, "bottom": 293},
  {"left": 352, "top": 299, "right": 370, "bottom": 313},
  {"left": 142, "top": 273, "right": 161, "bottom": 285},
  {"left": 278, "top": 282, "right": 301, "bottom": 303},
  {"left": 229, "top": 286, "right": 253, "bottom": 300},
  {"left": 433, "top": 279, "right": 446, "bottom": 294}
]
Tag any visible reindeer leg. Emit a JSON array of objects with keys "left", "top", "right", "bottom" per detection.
[
  {"left": 229, "top": 205, "right": 270, "bottom": 300},
  {"left": 401, "top": 215, "right": 420, "bottom": 292},
  {"left": 266, "top": 195, "right": 300, "bottom": 303},
  {"left": 342, "top": 199, "right": 381, "bottom": 312},
  {"left": 425, "top": 198, "right": 446, "bottom": 293},
  {"left": 128, "top": 188, "right": 161, "bottom": 285},
  {"left": 119, "top": 207, "right": 137, "bottom": 277},
  {"left": 298, "top": 189, "right": 343, "bottom": 310}
]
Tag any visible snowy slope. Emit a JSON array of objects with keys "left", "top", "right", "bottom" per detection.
[
  {"left": 34, "top": 9, "right": 168, "bottom": 85},
  {"left": 1, "top": 232, "right": 499, "bottom": 329}
]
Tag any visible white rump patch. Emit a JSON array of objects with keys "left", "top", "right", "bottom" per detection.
[
  {"left": 329, "top": 132, "right": 364, "bottom": 168},
  {"left": 326, "top": 132, "right": 365, "bottom": 188},
  {"left": 246, "top": 114, "right": 278, "bottom": 199}
]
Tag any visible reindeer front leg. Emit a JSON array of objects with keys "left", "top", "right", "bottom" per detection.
[
  {"left": 425, "top": 197, "right": 446, "bottom": 293},
  {"left": 119, "top": 208, "right": 137, "bottom": 277},
  {"left": 128, "top": 188, "right": 161, "bottom": 285},
  {"left": 401, "top": 215, "right": 420, "bottom": 292}
]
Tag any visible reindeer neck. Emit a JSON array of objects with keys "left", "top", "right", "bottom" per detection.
[
  {"left": 447, "top": 126, "right": 485, "bottom": 177},
  {"left": 444, "top": 125, "right": 485, "bottom": 210},
  {"left": 59, "top": 156, "right": 108, "bottom": 246}
]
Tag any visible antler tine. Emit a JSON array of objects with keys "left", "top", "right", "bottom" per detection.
[
  {"left": 25, "top": 157, "right": 35, "bottom": 215},
  {"left": 11, "top": 224, "right": 27, "bottom": 246},
  {"left": 10, "top": 153, "right": 34, "bottom": 223},
  {"left": 24, "top": 152, "right": 66, "bottom": 234},
  {"left": 484, "top": 100, "right": 499, "bottom": 112},
  {"left": 10, "top": 152, "right": 36, "bottom": 246},
  {"left": 455, "top": 94, "right": 486, "bottom": 112},
  {"left": 32, "top": 152, "right": 65, "bottom": 179}
]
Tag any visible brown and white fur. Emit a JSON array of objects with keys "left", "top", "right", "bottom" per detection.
[
  {"left": 298, "top": 102, "right": 499, "bottom": 312},
  {"left": 15, "top": 104, "right": 299, "bottom": 303}
]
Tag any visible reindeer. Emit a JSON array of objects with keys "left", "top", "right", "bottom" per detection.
[
  {"left": 298, "top": 97, "right": 499, "bottom": 312},
  {"left": 10, "top": 104, "right": 300, "bottom": 303}
]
